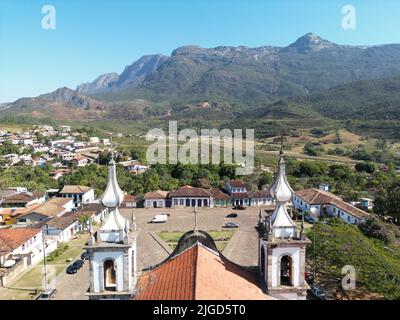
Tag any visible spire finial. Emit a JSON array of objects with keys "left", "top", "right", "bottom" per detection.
[{"left": 280, "top": 135, "right": 284, "bottom": 155}]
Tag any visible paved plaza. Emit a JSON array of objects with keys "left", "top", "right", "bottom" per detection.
[{"left": 2, "top": 206, "right": 265, "bottom": 300}]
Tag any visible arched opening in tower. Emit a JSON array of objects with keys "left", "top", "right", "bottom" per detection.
[
  {"left": 280, "top": 255, "right": 293, "bottom": 286},
  {"left": 104, "top": 259, "right": 117, "bottom": 291}
]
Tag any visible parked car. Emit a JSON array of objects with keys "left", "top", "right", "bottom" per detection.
[
  {"left": 66, "top": 259, "right": 84, "bottom": 274},
  {"left": 224, "top": 222, "right": 240, "bottom": 228},
  {"left": 150, "top": 214, "right": 168, "bottom": 223},
  {"left": 36, "top": 289, "right": 57, "bottom": 300},
  {"left": 81, "top": 251, "right": 89, "bottom": 260},
  {"left": 226, "top": 213, "right": 238, "bottom": 218},
  {"left": 233, "top": 205, "right": 246, "bottom": 210},
  {"left": 309, "top": 283, "right": 326, "bottom": 300},
  {"left": 304, "top": 215, "right": 314, "bottom": 223}
]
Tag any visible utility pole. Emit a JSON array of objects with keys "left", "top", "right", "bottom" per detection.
[
  {"left": 313, "top": 218, "right": 316, "bottom": 283},
  {"left": 42, "top": 235, "right": 48, "bottom": 291}
]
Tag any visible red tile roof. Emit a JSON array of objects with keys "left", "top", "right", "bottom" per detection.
[
  {"left": 134, "top": 243, "right": 270, "bottom": 300},
  {"left": 1, "top": 192, "right": 45, "bottom": 204},
  {"left": 227, "top": 180, "right": 246, "bottom": 188},
  {"left": 169, "top": 186, "right": 211, "bottom": 198},
  {"left": 295, "top": 188, "right": 370, "bottom": 220},
  {"left": 248, "top": 190, "right": 270, "bottom": 198},
  {"left": 0, "top": 228, "right": 41, "bottom": 254},
  {"left": 231, "top": 192, "right": 249, "bottom": 199},
  {"left": 143, "top": 190, "right": 169, "bottom": 200},
  {"left": 210, "top": 188, "right": 231, "bottom": 200}
]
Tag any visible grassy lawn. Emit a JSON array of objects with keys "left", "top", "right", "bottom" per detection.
[
  {"left": 0, "top": 234, "right": 88, "bottom": 300},
  {"left": 157, "top": 230, "right": 235, "bottom": 252}
]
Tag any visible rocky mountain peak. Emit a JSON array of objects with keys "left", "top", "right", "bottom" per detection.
[{"left": 286, "top": 33, "right": 336, "bottom": 52}]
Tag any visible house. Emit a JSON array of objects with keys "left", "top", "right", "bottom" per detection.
[
  {"left": 121, "top": 195, "right": 141, "bottom": 208},
  {"left": 0, "top": 187, "right": 28, "bottom": 201},
  {"left": 211, "top": 188, "right": 231, "bottom": 207},
  {"left": 16, "top": 198, "right": 74, "bottom": 226},
  {"left": 225, "top": 180, "right": 250, "bottom": 206},
  {"left": 67, "top": 202, "right": 109, "bottom": 224},
  {"left": 49, "top": 168, "right": 71, "bottom": 180},
  {"left": 59, "top": 126, "right": 71, "bottom": 133},
  {"left": 59, "top": 185, "right": 95, "bottom": 207},
  {"left": 45, "top": 215, "right": 79, "bottom": 243},
  {"left": 248, "top": 190, "right": 274, "bottom": 206},
  {"left": 225, "top": 180, "right": 274, "bottom": 207},
  {"left": 359, "top": 198, "right": 374, "bottom": 211},
  {"left": 60, "top": 152, "right": 76, "bottom": 162},
  {"left": 72, "top": 155, "right": 89, "bottom": 167},
  {"left": 143, "top": 190, "right": 169, "bottom": 208},
  {"left": 0, "top": 228, "right": 44, "bottom": 269},
  {"left": 293, "top": 188, "right": 371, "bottom": 225},
  {"left": 169, "top": 186, "right": 213, "bottom": 208},
  {"left": 1, "top": 192, "right": 46, "bottom": 208},
  {"left": 225, "top": 180, "right": 247, "bottom": 194}
]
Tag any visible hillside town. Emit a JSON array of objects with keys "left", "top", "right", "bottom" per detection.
[{"left": 0, "top": 127, "right": 382, "bottom": 300}]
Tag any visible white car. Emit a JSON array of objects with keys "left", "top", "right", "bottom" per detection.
[{"left": 151, "top": 214, "right": 168, "bottom": 223}]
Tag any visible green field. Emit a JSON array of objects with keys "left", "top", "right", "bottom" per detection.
[{"left": 157, "top": 230, "right": 235, "bottom": 252}]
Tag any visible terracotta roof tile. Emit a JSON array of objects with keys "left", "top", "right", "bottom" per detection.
[
  {"left": 228, "top": 180, "right": 246, "bottom": 188},
  {"left": 143, "top": 190, "right": 169, "bottom": 200},
  {"left": 134, "top": 244, "right": 270, "bottom": 300},
  {"left": 210, "top": 188, "right": 231, "bottom": 200},
  {"left": 169, "top": 186, "right": 211, "bottom": 198},
  {"left": 59, "top": 185, "right": 93, "bottom": 194},
  {"left": 0, "top": 228, "right": 41, "bottom": 253},
  {"left": 295, "top": 188, "right": 370, "bottom": 220}
]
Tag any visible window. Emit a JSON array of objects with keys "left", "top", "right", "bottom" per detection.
[
  {"left": 174, "top": 199, "right": 178, "bottom": 205},
  {"left": 180, "top": 199, "right": 184, "bottom": 205}
]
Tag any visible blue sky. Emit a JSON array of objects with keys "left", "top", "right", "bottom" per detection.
[{"left": 1, "top": 0, "right": 400, "bottom": 102}]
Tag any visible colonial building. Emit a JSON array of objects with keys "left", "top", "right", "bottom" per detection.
[
  {"left": 211, "top": 188, "right": 231, "bottom": 207},
  {"left": 1, "top": 192, "right": 46, "bottom": 208},
  {"left": 85, "top": 154, "right": 138, "bottom": 300},
  {"left": 59, "top": 185, "right": 95, "bottom": 207},
  {"left": 293, "top": 188, "right": 371, "bottom": 224},
  {"left": 169, "top": 186, "right": 213, "bottom": 208},
  {"left": 16, "top": 198, "right": 74, "bottom": 226},
  {"left": 258, "top": 149, "right": 310, "bottom": 300},
  {"left": 143, "top": 190, "right": 169, "bottom": 208}
]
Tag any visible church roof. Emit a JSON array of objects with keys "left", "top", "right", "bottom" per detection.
[{"left": 134, "top": 241, "right": 271, "bottom": 300}]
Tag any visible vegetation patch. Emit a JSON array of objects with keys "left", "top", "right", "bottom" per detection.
[
  {"left": 307, "top": 218, "right": 400, "bottom": 299},
  {"left": 157, "top": 230, "right": 235, "bottom": 252}
]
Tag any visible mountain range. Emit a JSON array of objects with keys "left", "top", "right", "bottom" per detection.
[{"left": 3, "top": 33, "right": 400, "bottom": 123}]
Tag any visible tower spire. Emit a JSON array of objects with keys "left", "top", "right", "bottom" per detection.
[{"left": 268, "top": 141, "right": 297, "bottom": 239}]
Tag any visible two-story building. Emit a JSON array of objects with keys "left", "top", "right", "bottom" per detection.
[{"left": 59, "top": 185, "right": 95, "bottom": 207}]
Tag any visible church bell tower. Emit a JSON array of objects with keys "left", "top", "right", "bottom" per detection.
[
  {"left": 259, "top": 146, "right": 310, "bottom": 300},
  {"left": 86, "top": 153, "right": 138, "bottom": 300}
]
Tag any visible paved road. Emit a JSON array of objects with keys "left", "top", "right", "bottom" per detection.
[{"left": 53, "top": 263, "right": 89, "bottom": 300}]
